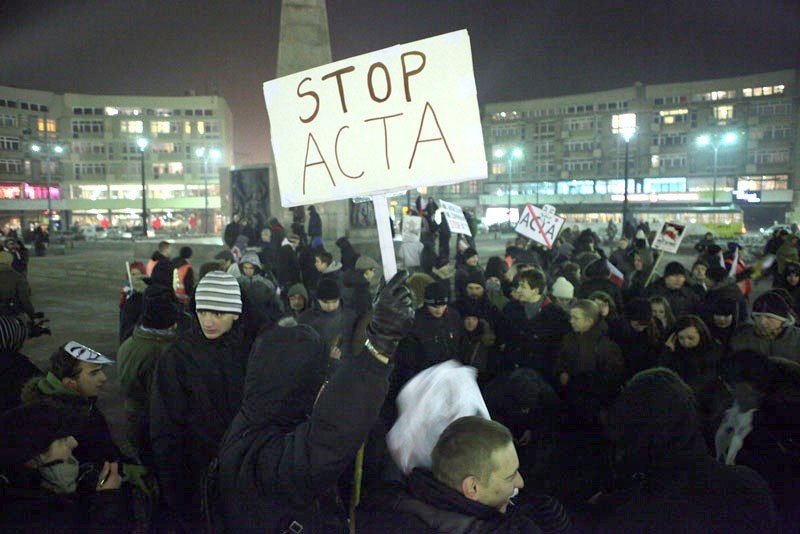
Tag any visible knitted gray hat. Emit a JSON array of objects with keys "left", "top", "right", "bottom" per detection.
[{"left": 195, "top": 271, "right": 242, "bottom": 314}]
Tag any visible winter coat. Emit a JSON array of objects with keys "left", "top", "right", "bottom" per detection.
[
  {"left": 730, "top": 323, "right": 800, "bottom": 362},
  {"left": 116, "top": 325, "right": 178, "bottom": 459},
  {"left": 21, "top": 373, "right": 121, "bottom": 466},
  {"left": 613, "top": 321, "right": 662, "bottom": 380},
  {"left": 298, "top": 304, "right": 357, "bottom": 359},
  {"left": 357, "top": 468, "right": 544, "bottom": 533},
  {"left": 341, "top": 269, "right": 372, "bottom": 319},
  {"left": 0, "top": 264, "right": 34, "bottom": 317},
  {"left": 336, "top": 237, "right": 360, "bottom": 272},
  {"left": 219, "top": 327, "right": 392, "bottom": 532},
  {"left": 554, "top": 320, "right": 625, "bottom": 408},
  {"left": 223, "top": 221, "right": 240, "bottom": 249},
  {"left": 0, "top": 352, "right": 41, "bottom": 413},
  {"left": 645, "top": 278, "right": 701, "bottom": 317},
  {"left": 0, "top": 466, "right": 131, "bottom": 533},
  {"left": 307, "top": 207, "right": 322, "bottom": 238},
  {"left": 393, "top": 306, "right": 462, "bottom": 391},
  {"left": 503, "top": 299, "right": 571, "bottom": 378},
  {"left": 149, "top": 321, "right": 250, "bottom": 526},
  {"left": 275, "top": 243, "right": 301, "bottom": 289},
  {"left": 699, "top": 276, "right": 749, "bottom": 323},
  {"left": 456, "top": 318, "right": 496, "bottom": 380},
  {"left": 238, "top": 273, "right": 282, "bottom": 323},
  {"left": 576, "top": 277, "right": 624, "bottom": 313}
]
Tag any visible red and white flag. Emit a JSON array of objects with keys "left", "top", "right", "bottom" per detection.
[{"left": 607, "top": 259, "right": 625, "bottom": 288}]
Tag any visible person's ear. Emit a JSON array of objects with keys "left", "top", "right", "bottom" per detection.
[
  {"left": 61, "top": 376, "right": 79, "bottom": 393},
  {"left": 461, "top": 475, "right": 480, "bottom": 501}
]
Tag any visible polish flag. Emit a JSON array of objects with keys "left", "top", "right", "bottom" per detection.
[{"left": 607, "top": 260, "right": 625, "bottom": 288}]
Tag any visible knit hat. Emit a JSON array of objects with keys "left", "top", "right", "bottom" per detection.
[
  {"left": 484, "top": 256, "right": 507, "bottom": 281},
  {"left": 706, "top": 265, "right": 728, "bottom": 283},
  {"left": 664, "top": 261, "right": 687, "bottom": 277},
  {"left": 0, "top": 401, "right": 78, "bottom": 467},
  {"left": 0, "top": 250, "right": 12, "bottom": 266},
  {"left": 195, "top": 271, "right": 242, "bottom": 314},
  {"left": 434, "top": 256, "right": 450, "bottom": 269},
  {"left": 214, "top": 250, "right": 235, "bottom": 263},
  {"left": 457, "top": 298, "right": 482, "bottom": 319},
  {"left": 550, "top": 277, "right": 574, "bottom": 299},
  {"left": 752, "top": 291, "right": 793, "bottom": 324},
  {"left": 287, "top": 283, "right": 308, "bottom": 300},
  {"left": 589, "top": 290, "right": 615, "bottom": 308},
  {"left": 179, "top": 246, "right": 193, "bottom": 259},
  {"left": 142, "top": 285, "right": 179, "bottom": 329},
  {"left": 465, "top": 269, "right": 486, "bottom": 287},
  {"left": 129, "top": 261, "right": 146, "bottom": 274},
  {"left": 423, "top": 282, "right": 448, "bottom": 306},
  {"left": 355, "top": 255, "right": 380, "bottom": 272},
  {"left": 626, "top": 298, "right": 652, "bottom": 321},
  {"left": 710, "top": 297, "right": 737, "bottom": 317},
  {"left": 462, "top": 247, "right": 478, "bottom": 260},
  {"left": 316, "top": 278, "right": 340, "bottom": 301},
  {"left": 239, "top": 251, "right": 261, "bottom": 268},
  {"left": 0, "top": 315, "right": 27, "bottom": 355}
]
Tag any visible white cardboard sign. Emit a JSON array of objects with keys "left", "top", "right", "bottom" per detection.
[
  {"left": 438, "top": 200, "right": 471, "bottom": 236},
  {"left": 263, "top": 30, "right": 487, "bottom": 207},
  {"left": 651, "top": 221, "right": 687, "bottom": 254},
  {"left": 514, "top": 204, "right": 565, "bottom": 249},
  {"left": 401, "top": 215, "right": 422, "bottom": 242}
]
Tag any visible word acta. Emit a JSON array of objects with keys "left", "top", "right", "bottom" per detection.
[{"left": 518, "top": 209, "right": 558, "bottom": 242}]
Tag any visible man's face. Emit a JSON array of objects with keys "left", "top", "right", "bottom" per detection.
[
  {"left": 633, "top": 255, "right": 643, "bottom": 271},
  {"left": 569, "top": 308, "right": 594, "bottom": 333},
  {"left": 427, "top": 304, "right": 447, "bottom": 318},
  {"left": 67, "top": 362, "right": 107, "bottom": 397},
  {"left": 314, "top": 257, "right": 327, "bottom": 273},
  {"left": 517, "top": 280, "right": 538, "bottom": 302},
  {"left": 692, "top": 265, "right": 707, "bottom": 281},
  {"left": 475, "top": 441, "right": 524, "bottom": 513},
  {"left": 464, "top": 316, "right": 479, "bottom": 332},
  {"left": 466, "top": 255, "right": 479, "bottom": 267},
  {"left": 289, "top": 294, "right": 306, "bottom": 312},
  {"left": 755, "top": 314, "right": 784, "bottom": 337},
  {"left": 197, "top": 310, "right": 239, "bottom": 340},
  {"left": 665, "top": 274, "right": 685, "bottom": 290},
  {"left": 241, "top": 263, "right": 256, "bottom": 277},
  {"left": 713, "top": 314, "right": 733, "bottom": 328},
  {"left": 319, "top": 298, "right": 340, "bottom": 313},
  {"left": 466, "top": 283, "right": 484, "bottom": 299},
  {"left": 363, "top": 268, "right": 375, "bottom": 282},
  {"left": 617, "top": 238, "right": 628, "bottom": 250}
]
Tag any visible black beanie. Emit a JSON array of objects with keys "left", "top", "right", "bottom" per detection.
[
  {"left": 434, "top": 256, "right": 450, "bottom": 269},
  {"left": 142, "top": 286, "right": 179, "bottom": 329},
  {"left": 148, "top": 259, "right": 176, "bottom": 288},
  {"left": 462, "top": 247, "right": 478, "bottom": 260},
  {"left": 457, "top": 298, "right": 483, "bottom": 319},
  {"left": 0, "top": 401, "right": 78, "bottom": 467},
  {"left": 707, "top": 265, "right": 728, "bottom": 283},
  {"left": 423, "top": 282, "right": 448, "bottom": 306},
  {"left": 316, "top": 279, "right": 340, "bottom": 301},
  {"left": 710, "top": 297, "right": 737, "bottom": 317},
  {"left": 626, "top": 298, "right": 652, "bottom": 321},
  {"left": 465, "top": 269, "right": 486, "bottom": 287},
  {"left": 585, "top": 258, "right": 611, "bottom": 279},
  {"left": 179, "top": 246, "right": 193, "bottom": 259},
  {"left": 664, "top": 261, "right": 687, "bottom": 277}
]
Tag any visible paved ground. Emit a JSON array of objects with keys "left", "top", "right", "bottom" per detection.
[{"left": 19, "top": 232, "right": 766, "bottom": 450}]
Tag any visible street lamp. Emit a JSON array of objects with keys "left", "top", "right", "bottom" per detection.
[
  {"left": 137, "top": 138, "right": 149, "bottom": 237},
  {"left": 195, "top": 146, "right": 222, "bottom": 234},
  {"left": 31, "top": 142, "right": 63, "bottom": 232},
  {"left": 494, "top": 146, "right": 523, "bottom": 227},
  {"left": 612, "top": 113, "right": 637, "bottom": 233},
  {"left": 696, "top": 131, "right": 738, "bottom": 206}
]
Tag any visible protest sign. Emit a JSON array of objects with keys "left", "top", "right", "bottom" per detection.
[
  {"left": 438, "top": 200, "right": 471, "bottom": 236},
  {"left": 651, "top": 221, "right": 687, "bottom": 254},
  {"left": 514, "top": 204, "right": 565, "bottom": 249},
  {"left": 263, "top": 29, "right": 487, "bottom": 208},
  {"left": 401, "top": 215, "right": 422, "bottom": 242}
]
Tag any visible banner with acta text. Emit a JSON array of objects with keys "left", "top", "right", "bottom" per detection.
[{"left": 263, "top": 29, "right": 487, "bottom": 207}]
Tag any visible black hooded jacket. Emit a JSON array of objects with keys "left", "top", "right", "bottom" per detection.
[
  {"left": 218, "top": 324, "right": 392, "bottom": 532},
  {"left": 149, "top": 319, "right": 251, "bottom": 525}
]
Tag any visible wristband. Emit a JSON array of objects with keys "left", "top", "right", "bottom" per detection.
[{"left": 364, "top": 339, "right": 390, "bottom": 364}]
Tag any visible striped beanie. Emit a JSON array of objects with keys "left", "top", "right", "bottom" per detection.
[{"left": 195, "top": 271, "right": 242, "bottom": 314}]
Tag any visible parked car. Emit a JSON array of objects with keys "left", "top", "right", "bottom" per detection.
[{"left": 80, "top": 225, "right": 107, "bottom": 240}]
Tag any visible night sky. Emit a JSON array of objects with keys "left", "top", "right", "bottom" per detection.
[{"left": 1, "top": 0, "right": 798, "bottom": 165}]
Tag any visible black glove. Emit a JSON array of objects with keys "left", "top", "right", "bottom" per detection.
[{"left": 366, "top": 270, "right": 414, "bottom": 358}]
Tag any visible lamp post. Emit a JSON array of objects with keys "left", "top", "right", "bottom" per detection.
[
  {"left": 31, "top": 142, "right": 63, "bottom": 232},
  {"left": 494, "top": 147, "right": 523, "bottom": 227},
  {"left": 612, "top": 113, "right": 637, "bottom": 233},
  {"left": 195, "top": 147, "right": 221, "bottom": 234},
  {"left": 696, "top": 132, "right": 738, "bottom": 206},
  {"left": 137, "top": 138, "right": 149, "bottom": 237}
]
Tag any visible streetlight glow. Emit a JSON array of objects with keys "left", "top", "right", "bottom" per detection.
[
  {"left": 209, "top": 148, "right": 221, "bottom": 161},
  {"left": 195, "top": 147, "right": 206, "bottom": 158},
  {"left": 53, "top": 145, "right": 63, "bottom": 154},
  {"left": 31, "top": 144, "right": 41, "bottom": 152},
  {"left": 512, "top": 147, "right": 523, "bottom": 159},
  {"left": 723, "top": 132, "right": 738, "bottom": 145},
  {"left": 494, "top": 148, "right": 505, "bottom": 158},
  {"left": 696, "top": 134, "right": 711, "bottom": 147},
  {"left": 137, "top": 138, "right": 149, "bottom": 150}
]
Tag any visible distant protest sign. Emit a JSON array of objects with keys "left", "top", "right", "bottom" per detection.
[
  {"left": 263, "top": 30, "right": 487, "bottom": 207},
  {"left": 651, "top": 221, "right": 687, "bottom": 254},
  {"left": 402, "top": 215, "right": 422, "bottom": 242},
  {"left": 515, "top": 204, "right": 565, "bottom": 249},
  {"left": 438, "top": 200, "right": 471, "bottom": 236}
]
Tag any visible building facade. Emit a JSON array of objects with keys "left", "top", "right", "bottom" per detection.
[
  {"left": 434, "top": 69, "right": 799, "bottom": 235},
  {"left": 0, "top": 85, "right": 233, "bottom": 235}
]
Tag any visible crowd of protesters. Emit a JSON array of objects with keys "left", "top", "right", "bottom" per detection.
[{"left": 2, "top": 207, "right": 800, "bottom": 533}]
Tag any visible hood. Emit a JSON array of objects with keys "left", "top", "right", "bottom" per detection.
[
  {"left": 21, "top": 372, "right": 79, "bottom": 403},
  {"left": 240, "top": 323, "right": 329, "bottom": 429},
  {"left": 608, "top": 367, "right": 705, "bottom": 477},
  {"left": 342, "top": 269, "right": 369, "bottom": 288}
]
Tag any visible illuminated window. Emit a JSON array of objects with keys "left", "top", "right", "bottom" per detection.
[
  {"left": 714, "top": 105, "right": 734, "bottom": 121},
  {"left": 151, "top": 121, "right": 171, "bottom": 134},
  {"left": 651, "top": 155, "right": 660, "bottom": 168},
  {"left": 121, "top": 120, "right": 143, "bottom": 134},
  {"left": 185, "top": 122, "right": 192, "bottom": 134},
  {"left": 737, "top": 174, "right": 788, "bottom": 191},
  {"left": 742, "top": 85, "right": 786, "bottom": 98},
  {"left": 37, "top": 118, "right": 57, "bottom": 135}
]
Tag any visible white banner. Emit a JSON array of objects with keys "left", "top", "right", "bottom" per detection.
[
  {"left": 651, "top": 221, "right": 687, "bottom": 254},
  {"left": 514, "top": 204, "right": 565, "bottom": 249},
  {"left": 438, "top": 199, "right": 471, "bottom": 236},
  {"left": 263, "top": 30, "right": 487, "bottom": 207},
  {"left": 401, "top": 215, "right": 422, "bottom": 242}
]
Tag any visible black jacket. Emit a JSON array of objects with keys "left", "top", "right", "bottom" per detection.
[
  {"left": 276, "top": 244, "right": 301, "bottom": 288},
  {"left": 0, "top": 350, "right": 41, "bottom": 413},
  {"left": 645, "top": 278, "right": 701, "bottom": 317},
  {"left": 357, "top": 469, "right": 544, "bottom": 533},
  {"left": 219, "top": 326, "right": 392, "bottom": 532},
  {"left": 393, "top": 306, "right": 462, "bottom": 390},
  {"left": 149, "top": 321, "right": 250, "bottom": 525},
  {"left": 341, "top": 269, "right": 372, "bottom": 319},
  {"left": 298, "top": 304, "right": 357, "bottom": 359}
]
